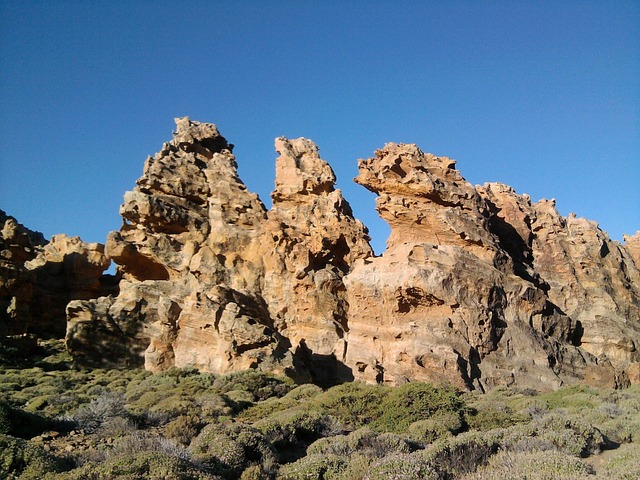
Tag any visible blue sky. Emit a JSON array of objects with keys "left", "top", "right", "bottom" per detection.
[{"left": 1, "top": 1, "right": 638, "bottom": 256}]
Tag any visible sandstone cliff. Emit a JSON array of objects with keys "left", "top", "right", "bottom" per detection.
[{"left": 63, "top": 118, "right": 639, "bottom": 390}]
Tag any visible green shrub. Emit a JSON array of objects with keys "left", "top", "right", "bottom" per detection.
[
  {"left": 461, "top": 450, "right": 594, "bottom": 480},
  {"left": 0, "top": 401, "right": 11, "bottom": 434},
  {"left": 372, "top": 382, "right": 465, "bottom": 433},
  {"left": 535, "top": 384, "right": 597, "bottom": 412},
  {"left": 239, "top": 384, "right": 322, "bottom": 422},
  {"left": 240, "top": 464, "right": 272, "bottom": 480},
  {"left": 197, "top": 392, "right": 233, "bottom": 419},
  {"left": 214, "top": 370, "right": 292, "bottom": 402},
  {"left": 255, "top": 409, "right": 339, "bottom": 446},
  {"left": 276, "top": 453, "right": 347, "bottom": 480},
  {"left": 420, "top": 429, "right": 502, "bottom": 477},
  {"left": 364, "top": 452, "right": 438, "bottom": 480},
  {"left": 307, "top": 427, "right": 413, "bottom": 459},
  {"left": 59, "top": 451, "right": 217, "bottom": 480},
  {"left": 598, "top": 411, "right": 640, "bottom": 444},
  {"left": 165, "top": 414, "right": 203, "bottom": 445},
  {"left": 465, "top": 402, "right": 528, "bottom": 431},
  {"left": 315, "top": 382, "right": 386, "bottom": 429},
  {"left": 0, "top": 434, "right": 65, "bottom": 479},
  {"left": 599, "top": 442, "right": 640, "bottom": 479},
  {"left": 223, "top": 389, "right": 255, "bottom": 412},
  {"left": 191, "top": 431, "right": 246, "bottom": 476},
  {"left": 189, "top": 422, "right": 275, "bottom": 477},
  {"left": 533, "top": 413, "right": 604, "bottom": 457},
  {"left": 408, "top": 410, "right": 464, "bottom": 443}
]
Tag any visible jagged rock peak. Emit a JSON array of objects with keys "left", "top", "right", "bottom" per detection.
[
  {"left": 172, "top": 116, "right": 232, "bottom": 155},
  {"left": 272, "top": 137, "right": 336, "bottom": 202}
]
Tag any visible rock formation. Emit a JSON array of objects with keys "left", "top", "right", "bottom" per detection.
[
  {"left": 0, "top": 210, "right": 46, "bottom": 335},
  {"left": 345, "top": 146, "right": 592, "bottom": 390},
  {"left": 26, "top": 234, "right": 114, "bottom": 337},
  {"left": 58, "top": 118, "right": 640, "bottom": 390},
  {"left": 261, "top": 137, "right": 372, "bottom": 385},
  {"left": 0, "top": 211, "right": 111, "bottom": 338}
]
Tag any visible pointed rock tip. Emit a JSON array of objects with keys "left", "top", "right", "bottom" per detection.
[{"left": 171, "top": 117, "right": 230, "bottom": 153}]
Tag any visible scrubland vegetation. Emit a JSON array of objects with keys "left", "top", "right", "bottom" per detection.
[{"left": 1, "top": 339, "right": 639, "bottom": 479}]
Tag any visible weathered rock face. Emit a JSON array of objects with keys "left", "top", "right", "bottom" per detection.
[
  {"left": 479, "top": 185, "right": 640, "bottom": 373},
  {"left": 345, "top": 145, "right": 589, "bottom": 391},
  {"left": 0, "top": 210, "right": 46, "bottom": 335},
  {"left": 25, "top": 234, "right": 113, "bottom": 337},
  {"left": 69, "top": 117, "right": 281, "bottom": 372},
  {"left": 261, "top": 138, "right": 373, "bottom": 385},
  {"left": 65, "top": 120, "right": 640, "bottom": 391},
  {"left": 68, "top": 118, "right": 370, "bottom": 384},
  {"left": 0, "top": 211, "right": 111, "bottom": 337}
]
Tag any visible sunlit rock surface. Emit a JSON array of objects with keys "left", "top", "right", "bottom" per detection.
[{"left": 64, "top": 119, "right": 640, "bottom": 390}]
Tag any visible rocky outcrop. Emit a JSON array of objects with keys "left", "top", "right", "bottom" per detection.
[
  {"left": 0, "top": 211, "right": 111, "bottom": 338},
  {"left": 0, "top": 210, "right": 46, "bottom": 335},
  {"left": 26, "top": 234, "right": 113, "bottom": 337},
  {"left": 345, "top": 145, "right": 593, "bottom": 391},
  {"left": 67, "top": 119, "right": 371, "bottom": 384},
  {"left": 68, "top": 117, "right": 280, "bottom": 372},
  {"left": 261, "top": 138, "right": 373, "bottom": 385},
  {"left": 65, "top": 119, "right": 640, "bottom": 391},
  {"left": 479, "top": 186, "right": 640, "bottom": 374}
]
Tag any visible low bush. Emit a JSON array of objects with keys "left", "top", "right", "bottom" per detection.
[
  {"left": 213, "top": 370, "right": 292, "bottom": 402},
  {"left": 307, "top": 427, "right": 414, "bottom": 458},
  {"left": 276, "top": 453, "right": 347, "bottom": 480},
  {"left": 363, "top": 452, "right": 438, "bottom": 480},
  {"left": 0, "top": 433, "right": 66, "bottom": 480},
  {"left": 465, "top": 402, "right": 528, "bottom": 431},
  {"left": 315, "top": 382, "right": 385, "bottom": 430},
  {"left": 372, "top": 382, "right": 465, "bottom": 433},
  {"left": 598, "top": 442, "right": 640, "bottom": 479},
  {"left": 420, "top": 430, "right": 502, "bottom": 478},
  {"left": 408, "top": 410, "right": 464, "bottom": 443},
  {"left": 190, "top": 422, "right": 276, "bottom": 477},
  {"left": 63, "top": 391, "right": 129, "bottom": 433},
  {"left": 165, "top": 414, "right": 204, "bottom": 445},
  {"left": 59, "top": 451, "right": 217, "bottom": 480},
  {"left": 461, "top": 450, "right": 594, "bottom": 480}
]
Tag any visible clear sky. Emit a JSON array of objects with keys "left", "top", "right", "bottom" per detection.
[{"left": 1, "top": 1, "right": 638, "bottom": 256}]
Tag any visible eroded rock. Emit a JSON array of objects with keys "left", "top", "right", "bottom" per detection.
[
  {"left": 1, "top": 211, "right": 112, "bottom": 338},
  {"left": 65, "top": 122, "right": 640, "bottom": 390}
]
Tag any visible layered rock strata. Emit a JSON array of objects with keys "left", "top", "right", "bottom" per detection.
[{"left": 65, "top": 119, "right": 640, "bottom": 390}]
